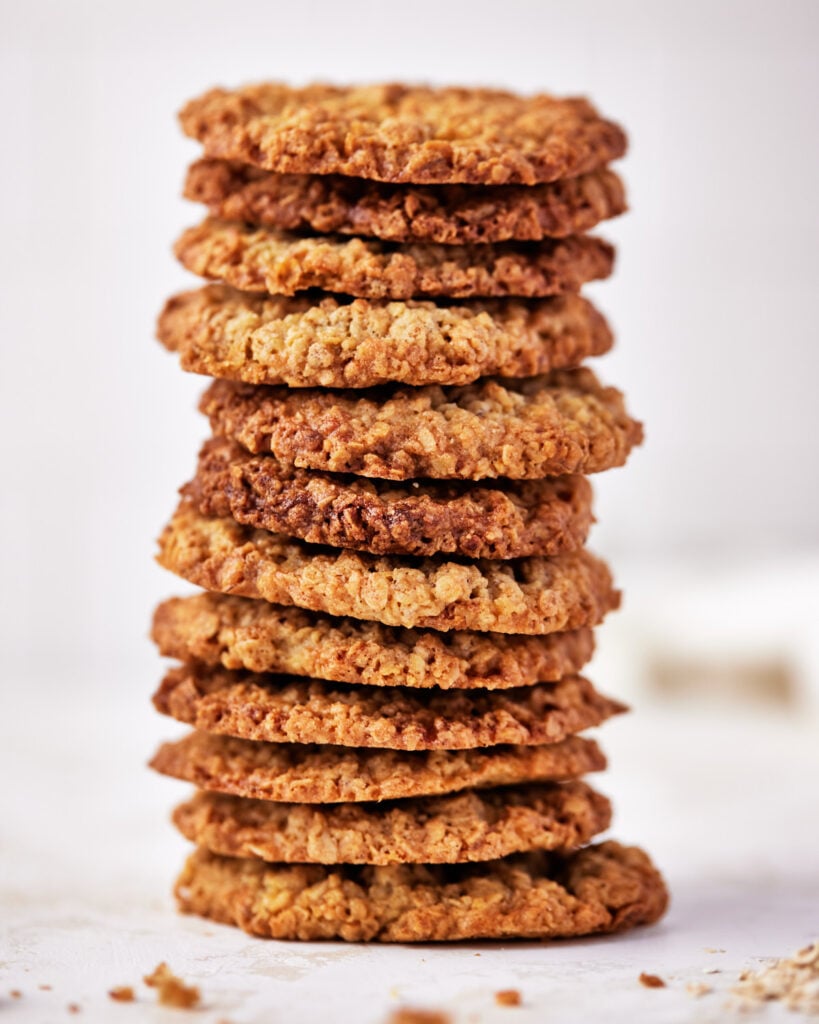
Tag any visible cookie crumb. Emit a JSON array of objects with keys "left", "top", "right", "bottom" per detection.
[
  {"left": 388, "top": 1010, "right": 451, "bottom": 1024},
  {"left": 704, "top": 947, "right": 725, "bottom": 954},
  {"left": 495, "top": 989, "right": 521, "bottom": 1006},
  {"left": 686, "top": 982, "right": 712, "bottom": 998},
  {"left": 731, "top": 940, "right": 819, "bottom": 1013},
  {"left": 108, "top": 986, "right": 135, "bottom": 1003},
  {"left": 639, "top": 973, "right": 666, "bottom": 989},
  {"left": 39, "top": 985, "right": 52, "bottom": 991},
  {"left": 67, "top": 1005, "right": 81, "bottom": 1014},
  {"left": 143, "top": 963, "right": 200, "bottom": 1010},
  {"left": 10, "top": 991, "right": 22, "bottom": 999}
]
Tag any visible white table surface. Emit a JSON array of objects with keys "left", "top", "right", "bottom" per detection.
[{"left": 2, "top": 668, "right": 818, "bottom": 1024}]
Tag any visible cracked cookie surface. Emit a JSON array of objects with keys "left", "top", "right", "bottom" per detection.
[
  {"left": 157, "top": 285, "right": 612, "bottom": 389},
  {"left": 175, "top": 218, "right": 614, "bottom": 300},
  {"left": 171, "top": 781, "right": 611, "bottom": 865},
  {"left": 152, "top": 663, "right": 625, "bottom": 750},
  {"left": 174, "top": 841, "right": 667, "bottom": 942},
  {"left": 157, "top": 501, "right": 620, "bottom": 634},
  {"left": 179, "top": 82, "right": 627, "bottom": 186},
  {"left": 184, "top": 160, "right": 627, "bottom": 244},
  {"left": 150, "top": 730, "right": 607, "bottom": 803},
  {"left": 152, "top": 594, "right": 596, "bottom": 690},
  {"left": 184, "top": 438, "right": 593, "bottom": 559},
  {"left": 201, "top": 368, "right": 642, "bottom": 481}
]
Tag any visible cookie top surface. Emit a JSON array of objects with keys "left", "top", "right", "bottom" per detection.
[
  {"left": 152, "top": 663, "right": 625, "bottom": 751},
  {"left": 174, "top": 841, "right": 667, "bottom": 942},
  {"left": 157, "top": 285, "right": 613, "bottom": 389},
  {"left": 152, "top": 594, "right": 596, "bottom": 690},
  {"left": 184, "top": 160, "right": 627, "bottom": 244},
  {"left": 150, "top": 730, "right": 607, "bottom": 803},
  {"left": 174, "top": 219, "right": 614, "bottom": 300},
  {"left": 201, "top": 368, "right": 643, "bottom": 481},
  {"left": 179, "top": 82, "right": 627, "bottom": 186},
  {"left": 157, "top": 501, "right": 620, "bottom": 634},
  {"left": 184, "top": 438, "right": 594, "bottom": 560},
  {"left": 172, "top": 781, "right": 611, "bottom": 865}
]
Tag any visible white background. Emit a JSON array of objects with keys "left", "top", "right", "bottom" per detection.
[{"left": 2, "top": 3, "right": 818, "bottom": 1021}]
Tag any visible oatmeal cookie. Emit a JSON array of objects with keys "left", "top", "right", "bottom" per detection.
[
  {"left": 174, "top": 218, "right": 614, "bottom": 300},
  {"left": 150, "top": 730, "right": 607, "bottom": 803},
  {"left": 157, "top": 501, "right": 620, "bottom": 634},
  {"left": 152, "top": 594, "right": 596, "bottom": 690},
  {"left": 174, "top": 841, "right": 667, "bottom": 941},
  {"left": 171, "top": 781, "right": 611, "bottom": 864},
  {"left": 201, "top": 369, "right": 642, "bottom": 481},
  {"left": 179, "top": 83, "right": 626, "bottom": 186},
  {"left": 157, "top": 285, "right": 612, "bottom": 388},
  {"left": 184, "top": 438, "right": 593, "bottom": 559},
  {"left": 184, "top": 160, "right": 627, "bottom": 244}
]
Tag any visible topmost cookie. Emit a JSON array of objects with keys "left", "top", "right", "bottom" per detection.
[{"left": 179, "top": 83, "right": 627, "bottom": 186}]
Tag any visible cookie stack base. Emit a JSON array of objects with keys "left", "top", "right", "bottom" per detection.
[{"left": 175, "top": 841, "right": 668, "bottom": 943}]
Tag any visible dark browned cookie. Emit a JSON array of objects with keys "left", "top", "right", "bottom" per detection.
[
  {"left": 172, "top": 782, "right": 611, "bottom": 864},
  {"left": 179, "top": 83, "right": 626, "bottom": 185},
  {"left": 157, "top": 285, "right": 613, "bottom": 389},
  {"left": 174, "top": 219, "right": 614, "bottom": 300},
  {"left": 149, "top": 730, "right": 607, "bottom": 803},
  {"left": 152, "top": 594, "right": 596, "bottom": 690},
  {"left": 184, "top": 160, "right": 627, "bottom": 243},
  {"left": 201, "top": 368, "right": 643, "bottom": 481},
  {"left": 152, "top": 663, "right": 626, "bottom": 750},
  {"left": 184, "top": 438, "right": 593, "bottom": 559},
  {"left": 174, "top": 842, "right": 668, "bottom": 941},
  {"left": 157, "top": 500, "right": 620, "bottom": 634}
]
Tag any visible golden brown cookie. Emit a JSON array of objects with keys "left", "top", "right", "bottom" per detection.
[
  {"left": 184, "top": 438, "right": 593, "bottom": 559},
  {"left": 171, "top": 782, "right": 611, "bottom": 865},
  {"left": 184, "top": 160, "right": 627, "bottom": 244},
  {"left": 157, "top": 501, "right": 620, "bottom": 634},
  {"left": 150, "top": 731, "right": 607, "bottom": 803},
  {"left": 174, "top": 841, "right": 667, "bottom": 942},
  {"left": 157, "top": 285, "right": 613, "bottom": 389},
  {"left": 201, "top": 368, "right": 642, "bottom": 481},
  {"left": 152, "top": 594, "right": 596, "bottom": 690},
  {"left": 152, "top": 663, "right": 626, "bottom": 750},
  {"left": 179, "top": 83, "right": 627, "bottom": 186},
  {"left": 175, "top": 219, "right": 613, "bottom": 300}
]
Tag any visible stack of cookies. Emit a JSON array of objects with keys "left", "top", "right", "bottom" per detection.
[{"left": 150, "top": 82, "right": 668, "bottom": 942}]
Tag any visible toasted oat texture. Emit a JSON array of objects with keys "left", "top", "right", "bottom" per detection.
[
  {"left": 172, "top": 781, "right": 611, "bottom": 865},
  {"left": 157, "top": 285, "right": 613, "bottom": 389},
  {"left": 150, "top": 731, "right": 607, "bottom": 803},
  {"left": 202, "top": 369, "right": 642, "bottom": 481},
  {"left": 152, "top": 663, "right": 625, "bottom": 750},
  {"left": 185, "top": 160, "right": 627, "bottom": 244},
  {"left": 157, "top": 501, "right": 619, "bottom": 634},
  {"left": 152, "top": 594, "right": 596, "bottom": 690},
  {"left": 174, "top": 841, "right": 667, "bottom": 942},
  {"left": 179, "top": 83, "right": 627, "bottom": 186},
  {"left": 184, "top": 438, "right": 593, "bottom": 559},
  {"left": 175, "top": 219, "right": 614, "bottom": 301}
]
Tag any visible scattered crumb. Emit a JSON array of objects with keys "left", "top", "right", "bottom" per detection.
[
  {"left": 67, "top": 1005, "right": 81, "bottom": 1014},
  {"left": 108, "top": 986, "right": 135, "bottom": 1003},
  {"left": 495, "top": 989, "right": 521, "bottom": 1007},
  {"left": 143, "top": 963, "right": 200, "bottom": 1010},
  {"left": 639, "top": 973, "right": 666, "bottom": 989},
  {"left": 704, "top": 947, "right": 726, "bottom": 954},
  {"left": 10, "top": 990, "right": 22, "bottom": 999},
  {"left": 39, "top": 984, "right": 52, "bottom": 991},
  {"left": 388, "top": 1010, "right": 451, "bottom": 1024},
  {"left": 703, "top": 968, "right": 721, "bottom": 975},
  {"left": 731, "top": 940, "right": 819, "bottom": 1014},
  {"left": 686, "top": 982, "right": 712, "bottom": 998}
]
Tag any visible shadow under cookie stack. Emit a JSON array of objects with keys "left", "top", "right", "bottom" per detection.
[{"left": 150, "top": 82, "right": 668, "bottom": 942}]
